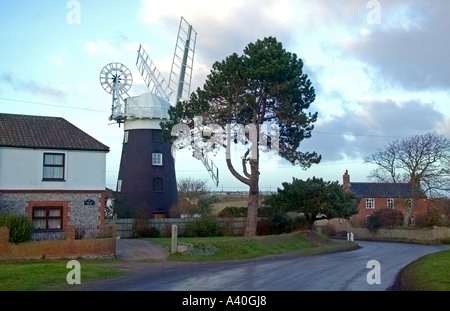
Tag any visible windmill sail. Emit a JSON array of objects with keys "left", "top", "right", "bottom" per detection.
[
  {"left": 168, "top": 17, "right": 197, "bottom": 105},
  {"left": 136, "top": 44, "right": 171, "bottom": 102},
  {"left": 135, "top": 17, "right": 219, "bottom": 187}
]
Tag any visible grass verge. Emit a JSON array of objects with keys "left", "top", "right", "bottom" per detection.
[
  {"left": 395, "top": 249, "right": 450, "bottom": 291},
  {"left": 0, "top": 258, "right": 127, "bottom": 291},
  {"left": 150, "top": 231, "right": 357, "bottom": 262}
]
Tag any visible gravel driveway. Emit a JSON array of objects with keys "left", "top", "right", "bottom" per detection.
[{"left": 115, "top": 238, "right": 169, "bottom": 261}]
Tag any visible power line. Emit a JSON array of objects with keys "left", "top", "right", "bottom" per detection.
[
  {"left": 0, "top": 97, "right": 108, "bottom": 113},
  {"left": 0, "top": 97, "right": 408, "bottom": 139}
]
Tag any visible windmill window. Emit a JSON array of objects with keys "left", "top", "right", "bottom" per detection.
[
  {"left": 152, "top": 153, "right": 163, "bottom": 166},
  {"left": 366, "top": 198, "right": 375, "bottom": 209},
  {"left": 43, "top": 153, "right": 65, "bottom": 181}
]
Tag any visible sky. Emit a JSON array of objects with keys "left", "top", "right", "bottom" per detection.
[{"left": 1, "top": 0, "right": 450, "bottom": 193}]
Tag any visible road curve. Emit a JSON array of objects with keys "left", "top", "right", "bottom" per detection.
[{"left": 73, "top": 240, "right": 450, "bottom": 291}]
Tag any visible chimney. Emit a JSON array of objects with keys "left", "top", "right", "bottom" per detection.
[{"left": 342, "top": 170, "right": 350, "bottom": 192}]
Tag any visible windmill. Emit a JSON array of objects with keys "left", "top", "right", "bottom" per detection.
[{"left": 99, "top": 17, "right": 218, "bottom": 218}]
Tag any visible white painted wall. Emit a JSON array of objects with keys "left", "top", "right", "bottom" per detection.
[{"left": 0, "top": 147, "right": 107, "bottom": 190}]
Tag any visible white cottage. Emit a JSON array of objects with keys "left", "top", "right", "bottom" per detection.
[{"left": 0, "top": 113, "right": 110, "bottom": 239}]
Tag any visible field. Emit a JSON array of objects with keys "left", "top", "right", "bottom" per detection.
[{"left": 210, "top": 194, "right": 249, "bottom": 214}]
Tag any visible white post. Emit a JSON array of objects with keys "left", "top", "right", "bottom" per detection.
[
  {"left": 171, "top": 225, "right": 178, "bottom": 254},
  {"left": 350, "top": 232, "right": 354, "bottom": 241}
]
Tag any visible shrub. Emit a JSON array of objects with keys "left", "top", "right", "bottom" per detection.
[
  {"left": 185, "top": 218, "right": 220, "bottom": 237},
  {"left": 131, "top": 219, "right": 160, "bottom": 238},
  {"left": 415, "top": 208, "right": 445, "bottom": 227},
  {"left": 267, "top": 211, "right": 293, "bottom": 235},
  {"left": 218, "top": 206, "right": 247, "bottom": 217},
  {"left": 367, "top": 208, "right": 404, "bottom": 232},
  {"left": 290, "top": 213, "right": 308, "bottom": 231},
  {"left": 0, "top": 213, "right": 33, "bottom": 243}
]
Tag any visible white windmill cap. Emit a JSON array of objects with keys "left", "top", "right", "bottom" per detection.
[{"left": 124, "top": 92, "right": 170, "bottom": 120}]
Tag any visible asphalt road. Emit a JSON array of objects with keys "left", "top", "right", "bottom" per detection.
[{"left": 73, "top": 240, "right": 450, "bottom": 291}]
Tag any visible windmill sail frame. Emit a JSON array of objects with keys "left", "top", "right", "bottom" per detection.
[{"left": 134, "top": 17, "right": 219, "bottom": 187}]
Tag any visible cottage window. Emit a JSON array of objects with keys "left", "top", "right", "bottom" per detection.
[
  {"left": 43, "top": 153, "right": 65, "bottom": 180},
  {"left": 32, "top": 207, "right": 62, "bottom": 230},
  {"left": 152, "top": 153, "right": 163, "bottom": 166},
  {"left": 366, "top": 198, "right": 375, "bottom": 209},
  {"left": 387, "top": 198, "right": 394, "bottom": 209}
]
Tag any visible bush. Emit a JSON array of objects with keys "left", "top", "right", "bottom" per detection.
[
  {"left": 367, "top": 208, "right": 404, "bottom": 232},
  {"left": 131, "top": 219, "right": 161, "bottom": 238},
  {"left": 0, "top": 213, "right": 33, "bottom": 243},
  {"left": 218, "top": 206, "right": 247, "bottom": 217},
  {"left": 415, "top": 208, "right": 445, "bottom": 227},
  {"left": 185, "top": 218, "right": 220, "bottom": 237},
  {"left": 267, "top": 211, "right": 293, "bottom": 235}
]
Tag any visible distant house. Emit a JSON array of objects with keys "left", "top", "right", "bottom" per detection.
[
  {"left": 0, "top": 113, "right": 110, "bottom": 239},
  {"left": 341, "top": 170, "right": 429, "bottom": 226}
]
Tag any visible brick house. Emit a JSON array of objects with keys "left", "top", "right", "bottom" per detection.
[
  {"left": 341, "top": 170, "right": 430, "bottom": 226},
  {"left": 0, "top": 113, "right": 110, "bottom": 240}
]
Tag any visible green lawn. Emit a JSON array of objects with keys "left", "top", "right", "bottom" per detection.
[{"left": 396, "top": 249, "right": 450, "bottom": 291}]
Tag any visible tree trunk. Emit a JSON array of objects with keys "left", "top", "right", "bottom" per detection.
[{"left": 245, "top": 159, "right": 259, "bottom": 236}]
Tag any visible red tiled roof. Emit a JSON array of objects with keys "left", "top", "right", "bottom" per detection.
[{"left": 0, "top": 113, "right": 110, "bottom": 152}]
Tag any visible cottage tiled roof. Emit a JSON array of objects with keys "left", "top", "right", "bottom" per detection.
[
  {"left": 0, "top": 113, "right": 110, "bottom": 152},
  {"left": 347, "top": 182, "right": 424, "bottom": 198}
]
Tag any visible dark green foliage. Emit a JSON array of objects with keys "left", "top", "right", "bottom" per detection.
[
  {"left": 263, "top": 177, "right": 359, "bottom": 227},
  {"left": 185, "top": 218, "right": 220, "bottom": 237},
  {"left": 197, "top": 196, "right": 219, "bottom": 216},
  {"left": 366, "top": 208, "right": 404, "bottom": 232},
  {"left": 267, "top": 211, "right": 293, "bottom": 235},
  {"left": 0, "top": 213, "right": 33, "bottom": 243},
  {"left": 218, "top": 206, "right": 248, "bottom": 217},
  {"left": 161, "top": 37, "right": 321, "bottom": 168}
]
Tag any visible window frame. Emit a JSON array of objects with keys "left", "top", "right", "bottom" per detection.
[
  {"left": 42, "top": 152, "right": 65, "bottom": 181},
  {"left": 387, "top": 198, "right": 394, "bottom": 209},
  {"left": 32, "top": 206, "right": 63, "bottom": 231},
  {"left": 152, "top": 152, "right": 163, "bottom": 166},
  {"left": 365, "top": 198, "right": 375, "bottom": 209}
]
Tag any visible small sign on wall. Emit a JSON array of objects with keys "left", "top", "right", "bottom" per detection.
[{"left": 84, "top": 199, "right": 95, "bottom": 205}]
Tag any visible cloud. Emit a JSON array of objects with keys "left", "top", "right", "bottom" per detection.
[
  {"left": 303, "top": 99, "right": 446, "bottom": 162},
  {"left": 137, "top": 0, "right": 373, "bottom": 90},
  {"left": 341, "top": 0, "right": 450, "bottom": 91},
  {"left": 0, "top": 72, "right": 67, "bottom": 102}
]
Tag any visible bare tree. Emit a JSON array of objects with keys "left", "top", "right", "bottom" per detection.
[
  {"left": 365, "top": 132, "right": 450, "bottom": 223},
  {"left": 177, "top": 177, "right": 209, "bottom": 205}
]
